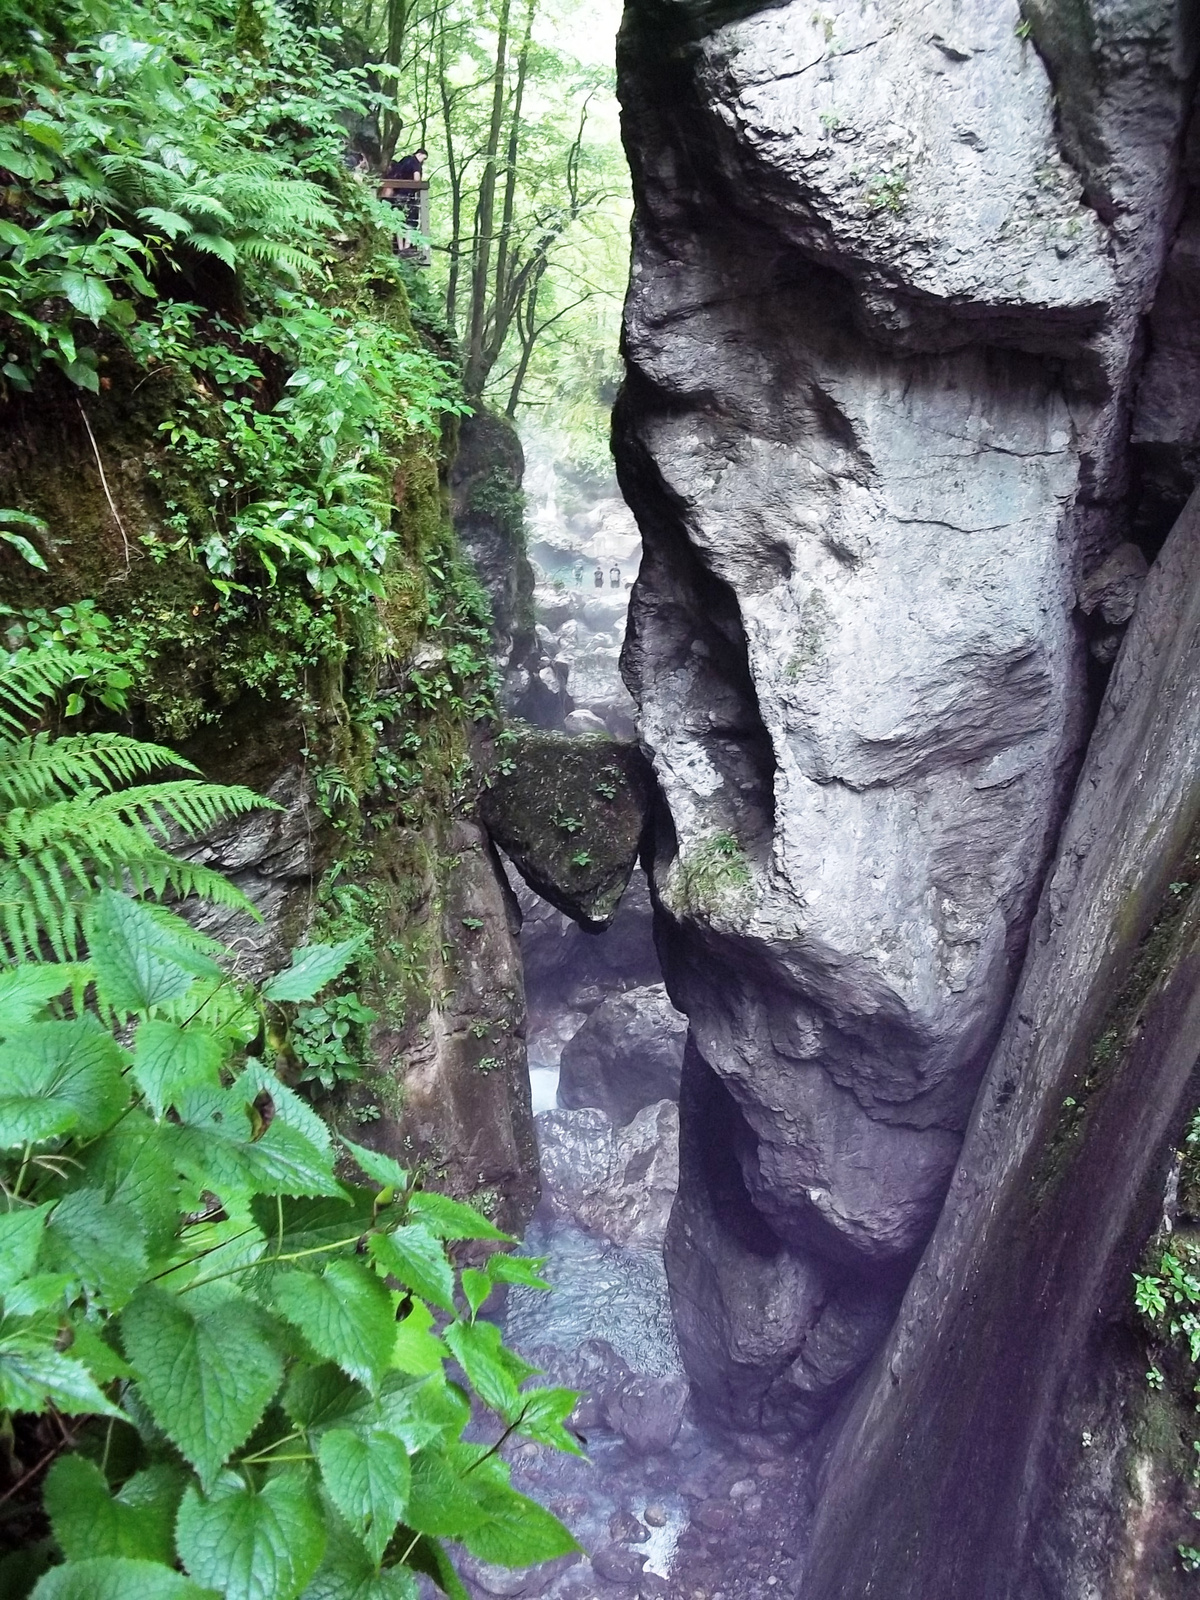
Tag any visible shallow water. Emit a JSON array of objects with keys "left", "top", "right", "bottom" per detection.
[{"left": 506, "top": 1214, "right": 682, "bottom": 1380}]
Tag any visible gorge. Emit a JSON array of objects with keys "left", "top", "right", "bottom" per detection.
[{"left": 6, "top": 0, "right": 1200, "bottom": 1596}]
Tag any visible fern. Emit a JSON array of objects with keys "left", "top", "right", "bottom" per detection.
[{"left": 0, "top": 646, "right": 275, "bottom": 961}]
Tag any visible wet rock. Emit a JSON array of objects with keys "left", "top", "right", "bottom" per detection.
[
  {"left": 728, "top": 1479, "right": 756, "bottom": 1500},
  {"left": 564, "top": 708, "right": 609, "bottom": 736},
  {"left": 634, "top": 1577, "right": 670, "bottom": 1600},
  {"left": 518, "top": 867, "right": 660, "bottom": 1021},
  {"left": 480, "top": 731, "right": 653, "bottom": 929},
  {"left": 1078, "top": 541, "right": 1149, "bottom": 627},
  {"left": 695, "top": 1501, "right": 734, "bottom": 1534},
  {"left": 536, "top": 1101, "right": 679, "bottom": 1247},
  {"left": 462, "top": 1553, "right": 582, "bottom": 1597},
  {"left": 804, "top": 492, "right": 1200, "bottom": 1595},
  {"left": 643, "top": 1504, "right": 668, "bottom": 1528},
  {"left": 609, "top": 1509, "right": 648, "bottom": 1544},
  {"left": 604, "top": 1374, "right": 690, "bottom": 1455},
  {"left": 559, "top": 984, "right": 687, "bottom": 1125},
  {"left": 592, "top": 1545, "right": 648, "bottom": 1584}
]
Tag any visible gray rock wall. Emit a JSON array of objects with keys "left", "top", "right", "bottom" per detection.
[
  {"left": 615, "top": 0, "right": 1197, "bottom": 1431},
  {"left": 801, "top": 485, "right": 1200, "bottom": 1600}
]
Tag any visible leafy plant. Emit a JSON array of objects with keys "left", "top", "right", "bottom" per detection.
[
  {"left": 0, "top": 890, "right": 579, "bottom": 1597},
  {"left": 290, "top": 990, "right": 380, "bottom": 1092}
]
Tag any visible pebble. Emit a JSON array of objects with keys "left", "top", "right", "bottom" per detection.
[
  {"left": 744, "top": 1493, "right": 764, "bottom": 1515},
  {"left": 728, "top": 1477, "right": 757, "bottom": 1499},
  {"left": 591, "top": 1543, "right": 647, "bottom": 1584},
  {"left": 609, "top": 1508, "right": 648, "bottom": 1544},
  {"left": 695, "top": 1500, "right": 734, "bottom": 1533},
  {"left": 643, "top": 1503, "right": 668, "bottom": 1528}
]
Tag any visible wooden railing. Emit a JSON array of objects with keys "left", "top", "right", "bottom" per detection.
[{"left": 378, "top": 179, "right": 430, "bottom": 265}]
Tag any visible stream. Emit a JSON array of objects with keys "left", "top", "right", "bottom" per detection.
[{"left": 452, "top": 446, "right": 810, "bottom": 1600}]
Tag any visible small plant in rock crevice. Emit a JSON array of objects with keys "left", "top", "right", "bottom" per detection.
[{"left": 670, "top": 829, "right": 754, "bottom": 919}]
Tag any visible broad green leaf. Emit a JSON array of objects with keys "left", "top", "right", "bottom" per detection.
[
  {"left": 44, "top": 1456, "right": 182, "bottom": 1564},
  {"left": 340, "top": 1137, "right": 408, "bottom": 1193},
  {"left": 132, "top": 1021, "right": 224, "bottom": 1116},
  {"left": 283, "top": 1363, "right": 362, "bottom": 1432},
  {"left": 460, "top": 1268, "right": 492, "bottom": 1319},
  {"left": 78, "top": 1112, "right": 182, "bottom": 1259},
  {"left": 250, "top": 1193, "right": 373, "bottom": 1270},
  {"left": 88, "top": 891, "right": 219, "bottom": 1016},
  {"left": 0, "top": 1020, "right": 127, "bottom": 1147},
  {"left": 514, "top": 1387, "right": 585, "bottom": 1457},
  {"left": 396, "top": 1535, "right": 468, "bottom": 1600},
  {"left": 406, "top": 1191, "right": 509, "bottom": 1243},
  {"left": 459, "top": 1475, "right": 580, "bottom": 1568},
  {"left": 371, "top": 1371, "right": 468, "bottom": 1453},
  {"left": 121, "top": 1287, "right": 283, "bottom": 1488},
  {"left": 4, "top": 1271, "right": 72, "bottom": 1317},
  {"left": 301, "top": 1509, "right": 418, "bottom": 1600},
  {"left": 390, "top": 1300, "right": 447, "bottom": 1379},
  {"left": 0, "top": 964, "right": 90, "bottom": 1032},
  {"left": 176, "top": 1468, "right": 326, "bottom": 1600},
  {"left": 0, "top": 1336, "right": 123, "bottom": 1416},
  {"left": 68, "top": 1316, "right": 134, "bottom": 1385},
  {"left": 404, "top": 1448, "right": 487, "bottom": 1539},
  {"left": 31, "top": 1556, "right": 218, "bottom": 1599},
  {"left": 237, "top": 1061, "right": 333, "bottom": 1155},
  {"left": 262, "top": 939, "right": 361, "bottom": 1003},
  {"left": 485, "top": 1253, "right": 550, "bottom": 1291},
  {"left": 317, "top": 1426, "right": 410, "bottom": 1562},
  {"left": 59, "top": 269, "right": 114, "bottom": 321},
  {"left": 169, "top": 1086, "right": 343, "bottom": 1201},
  {"left": 271, "top": 1259, "right": 395, "bottom": 1391},
  {"left": 0, "top": 1201, "right": 53, "bottom": 1293},
  {"left": 41, "top": 1190, "right": 147, "bottom": 1308},
  {"left": 369, "top": 1224, "right": 454, "bottom": 1313},
  {"left": 442, "top": 1319, "right": 520, "bottom": 1414}
]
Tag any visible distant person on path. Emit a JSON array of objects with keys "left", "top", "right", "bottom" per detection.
[
  {"left": 385, "top": 147, "right": 427, "bottom": 228},
  {"left": 573, "top": 559, "right": 584, "bottom": 586},
  {"left": 609, "top": 563, "right": 621, "bottom": 588},
  {"left": 593, "top": 565, "right": 604, "bottom": 589}
]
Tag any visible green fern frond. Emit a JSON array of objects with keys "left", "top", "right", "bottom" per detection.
[
  {"left": 0, "top": 649, "right": 83, "bottom": 737},
  {"left": 0, "top": 732, "right": 194, "bottom": 807},
  {"left": 0, "top": 642, "right": 277, "bottom": 963}
]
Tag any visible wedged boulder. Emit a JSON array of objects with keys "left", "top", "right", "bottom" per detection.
[
  {"left": 480, "top": 730, "right": 654, "bottom": 929},
  {"left": 558, "top": 983, "right": 687, "bottom": 1125},
  {"left": 536, "top": 1100, "right": 679, "bottom": 1247}
]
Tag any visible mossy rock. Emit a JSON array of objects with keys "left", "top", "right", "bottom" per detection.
[{"left": 479, "top": 730, "right": 654, "bottom": 930}]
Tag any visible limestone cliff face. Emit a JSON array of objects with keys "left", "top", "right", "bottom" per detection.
[{"left": 615, "top": 0, "right": 1197, "bottom": 1435}]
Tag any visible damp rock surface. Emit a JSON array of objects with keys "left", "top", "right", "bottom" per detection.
[{"left": 559, "top": 984, "right": 687, "bottom": 1126}]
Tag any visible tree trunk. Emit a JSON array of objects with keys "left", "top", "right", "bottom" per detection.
[{"left": 463, "top": 0, "right": 512, "bottom": 399}]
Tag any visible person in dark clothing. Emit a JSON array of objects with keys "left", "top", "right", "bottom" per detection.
[
  {"left": 386, "top": 148, "right": 427, "bottom": 181},
  {"left": 385, "top": 148, "right": 427, "bottom": 230},
  {"left": 593, "top": 565, "right": 604, "bottom": 589}
]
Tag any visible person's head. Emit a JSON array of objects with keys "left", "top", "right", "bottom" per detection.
[{"left": 414, "top": 148, "right": 428, "bottom": 161}]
